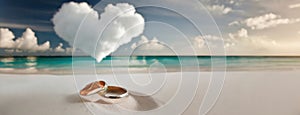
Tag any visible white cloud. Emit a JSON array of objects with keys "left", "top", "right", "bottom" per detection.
[
  {"left": 65, "top": 47, "right": 74, "bottom": 54},
  {"left": 131, "top": 35, "right": 164, "bottom": 50},
  {"left": 227, "top": 36, "right": 278, "bottom": 54},
  {"left": 289, "top": 3, "right": 300, "bottom": 9},
  {"left": 52, "top": 2, "right": 95, "bottom": 44},
  {"left": 206, "top": 5, "right": 233, "bottom": 15},
  {"left": 54, "top": 43, "right": 65, "bottom": 52},
  {"left": 193, "top": 36, "right": 205, "bottom": 48},
  {"left": 129, "top": 36, "right": 172, "bottom": 55},
  {"left": 35, "top": 41, "right": 50, "bottom": 52},
  {"left": 193, "top": 35, "right": 238, "bottom": 50},
  {"left": 52, "top": 2, "right": 145, "bottom": 62},
  {"left": 193, "top": 35, "right": 224, "bottom": 48},
  {"left": 0, "top": 28, "right": 51, "bottom": 52},
  {"left": 242, "top": 13, "right": 300, "bottom": 30},
  {"left": 0, "top": 28, "right": 74, "bottom": 54},
  {"left": 229, "top": 28, "right": 248, "bottom": 39},
  {"left": 131, "top": 35, "right": 149, "bottom": 49},
  {"left": 228, "top": 21, "right": 239, "bottom": 26},
  {"left": 15, "top": 28, "right": 50, "bottom": 52},
  {"left": 192, "top": 32, "right": 280, "bottom": 55},
  {"left": 225, "top": 27, "right": 279, "bottom": 54},
  {"left": 0, "top": 28, "right": 15, "bottom": 48}
]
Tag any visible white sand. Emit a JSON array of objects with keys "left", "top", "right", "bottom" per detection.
[{"left": 0, "top": 71, "right": 300, "bottom": 115}]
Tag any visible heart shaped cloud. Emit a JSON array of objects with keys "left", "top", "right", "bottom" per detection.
[{"left": 52, "top": 2, "right": 145, "bottom": 62}]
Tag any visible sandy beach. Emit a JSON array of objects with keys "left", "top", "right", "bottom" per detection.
[
  {"left": 1, "top": 0, "right": 299, "bottom": 114},
  {"left": 1, "top": 71, "right": 300, "bottom": 115}
]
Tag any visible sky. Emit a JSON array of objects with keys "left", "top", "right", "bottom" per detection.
[{"left": 0, "top": 0, "right": 300, "bottom": 56}]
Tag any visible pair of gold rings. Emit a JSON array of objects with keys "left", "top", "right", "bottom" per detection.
[{"left": 80, "top": 80, "right": 128, "bottom": 103}]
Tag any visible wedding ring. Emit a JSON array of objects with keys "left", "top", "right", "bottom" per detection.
[
  {"left": 80, "top": 81, "right": 129, "bottom": 103},
  {"left": 80, "top": 80, "right": 108, "bottom": 96},
  {"left": 98, "top": 86, "right": 129, "bottom": 103}
]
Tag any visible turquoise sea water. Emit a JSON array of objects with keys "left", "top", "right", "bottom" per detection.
[{"left": 1, "top": 56, "right": 300, "bottom": 74}]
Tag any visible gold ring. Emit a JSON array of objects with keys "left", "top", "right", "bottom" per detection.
[
  {"left": 98, "top": 86, "right": 129, "bottom": 103},
  {"left": 80, "top": 80, "right": 108, "bottom": 96}
]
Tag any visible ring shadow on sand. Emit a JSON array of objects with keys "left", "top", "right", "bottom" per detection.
[{"left": 66, "top": 91, "right": 163, "bottom": 111}]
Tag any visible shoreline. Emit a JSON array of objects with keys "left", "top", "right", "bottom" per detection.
[{"left": 1, "top": 67, "right": 300, "bottom": 75}]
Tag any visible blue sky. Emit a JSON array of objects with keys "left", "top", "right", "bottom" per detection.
[
  {"left": 0, "top": 0, "right": 100, "bottom": 48},
  {"left": 1, "top": 0, "right": 300, "bottom": 56}
]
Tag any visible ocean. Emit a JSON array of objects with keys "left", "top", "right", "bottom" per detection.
[{"left": 1, "top": 56, "right": 300, "bottom": 74}]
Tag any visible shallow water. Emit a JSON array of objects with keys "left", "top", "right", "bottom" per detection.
[{"left": 1, "top": 56, "right": 300, "bottom": 74}]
